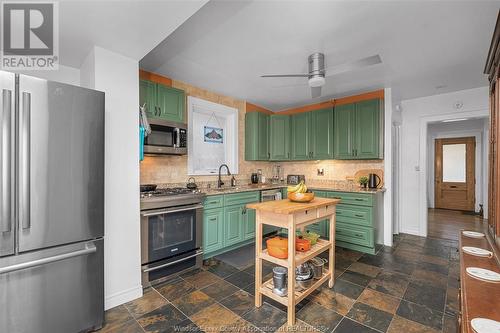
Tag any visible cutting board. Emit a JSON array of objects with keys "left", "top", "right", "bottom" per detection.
[{"left": 352, "top": 169, "right": 384, "bottom": 188}]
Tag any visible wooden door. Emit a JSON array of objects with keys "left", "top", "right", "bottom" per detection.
[
  {"left": 290, "top": 112, "right": 311, "bottom": 160},
  {"left": 334, "top": 103, "right": 355, "bottom": 159},
  {"left": 269, "top": 114, "right": 290, "bottom": 160},
  {"left": 435, "top": 137, "right": 476, "bottom": 211},
  {"left": 310, "top": 108, "right": 334, "bottom": 159}
]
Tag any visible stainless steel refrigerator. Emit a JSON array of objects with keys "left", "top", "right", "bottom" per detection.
[{"left": 0, "top": 71, "right": 105, "bottom": 333}]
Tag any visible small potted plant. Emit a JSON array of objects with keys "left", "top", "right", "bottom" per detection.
[{"left": 358, "top": 176, "right": 369, "bottom": 189}]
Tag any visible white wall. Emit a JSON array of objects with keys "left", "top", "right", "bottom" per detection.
[
  {"left": 11, "top": 64, "right": 81, "bottom": 86},
  {"left": 383, "top": 88, "right": 393, "bottom": 246},
  {"left": 80, "top": 46, "right": 142, "bottom": 310},
  {"left": 427, "top": 118, "right": 489, "bottom": 215},
  {"left": 400, "top": 87, "right": 489, "bottom": 236}
]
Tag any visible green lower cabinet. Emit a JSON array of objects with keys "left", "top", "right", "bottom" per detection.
[
  {"left": 224, "top": 205, "right": 244, "bottom": 247},
  {"left": 203, "top": 191, "right": 260, "bottom": 258},
  {"left": 243, "top": 207, "right": 256, "bottom": 240},
  {"left": 202, "top": 208, "right": 224, "bottom": 254},
  {"left": 336, "top": 223, "right": 374, "bottom": 253}
]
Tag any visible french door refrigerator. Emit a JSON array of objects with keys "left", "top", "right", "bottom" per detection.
[{"left": 0, "top": 71, "right": 105, "bottom": 333}]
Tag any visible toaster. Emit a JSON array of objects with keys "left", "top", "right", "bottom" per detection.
[{"left": 287, "top": 175, "right": 305, "bottom": 185}]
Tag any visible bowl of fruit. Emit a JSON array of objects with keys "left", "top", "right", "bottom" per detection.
[{"left": 287, "top": 181, "right": 315, "bottom": 203}]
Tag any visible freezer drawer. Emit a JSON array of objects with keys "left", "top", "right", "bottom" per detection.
[{"left": 0, "top": 239, "right": 104, "bottom": 333}]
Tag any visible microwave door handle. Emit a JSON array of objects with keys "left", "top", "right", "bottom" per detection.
[{"left": 173, "top": 128, "right": 180, "bottom": 148}]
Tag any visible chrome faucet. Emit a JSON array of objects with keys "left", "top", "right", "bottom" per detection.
[{"left": 218, "top": 164, "right": 231, "bottom": 188}]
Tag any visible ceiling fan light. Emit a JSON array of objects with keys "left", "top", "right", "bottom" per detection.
[{"left": 308, "top": 76, "right": 325, "bottom": 87}]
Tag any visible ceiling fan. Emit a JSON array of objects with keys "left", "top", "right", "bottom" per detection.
[{"left": 260, "top": 53, "right": 382, "bottom": 98}]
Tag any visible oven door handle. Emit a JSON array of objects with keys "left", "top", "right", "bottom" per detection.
[
  {"left": 141, "top": 204, "right": 204, "bottom": 217},
  {"left": 142, "top": 250, "right": 204, "bottom": 273}
]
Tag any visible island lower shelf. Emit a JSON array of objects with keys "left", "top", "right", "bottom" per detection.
[{"left": 260, "top": 271, "right": 332, "bottom": 306}]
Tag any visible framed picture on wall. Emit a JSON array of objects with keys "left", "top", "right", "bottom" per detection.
[{"left": 204, "top": 126, "right": 223, "bottom": 143}]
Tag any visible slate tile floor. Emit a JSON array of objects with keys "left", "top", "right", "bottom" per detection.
[{"left": 96, "top": 233, "right": 459, "bottom": 333}]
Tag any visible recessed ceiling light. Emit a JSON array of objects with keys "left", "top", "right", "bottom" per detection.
[{"left": 442, "top": 118, "right": 468, "bottom": 123}]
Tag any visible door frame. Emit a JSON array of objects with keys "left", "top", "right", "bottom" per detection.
[
  {"left": 434, "top": 136, "right": 476, "bottom": 211},
  {"left": 418, "top": 109, "right": 489, "bottom": 237}
]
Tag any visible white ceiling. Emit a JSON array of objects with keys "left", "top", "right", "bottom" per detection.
[
  {"left": 58, "top": 0, "right": 208, "bottom": 68},
  {"left": 140, "top": 0, "right": 500, "bottom": 110}
]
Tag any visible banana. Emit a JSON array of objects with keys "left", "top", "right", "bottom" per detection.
[
  {"left": 302, "top": 183, "right": 308, "bottom": 193},
  {"left": 287, "top": 183, "right": 301, "bottom": 193}
]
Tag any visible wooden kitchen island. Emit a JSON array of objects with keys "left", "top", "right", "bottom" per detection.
[{"left": 247, "top": 197, "right": 340, "bottom": 326}]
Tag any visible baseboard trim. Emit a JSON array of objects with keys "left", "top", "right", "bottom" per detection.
[{"left": 105, "top": 285, "right": 143, "bottom": 310}]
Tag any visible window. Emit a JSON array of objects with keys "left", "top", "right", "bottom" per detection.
[{"left": 187, "top": 96, "right": 239, "bottom": 175}]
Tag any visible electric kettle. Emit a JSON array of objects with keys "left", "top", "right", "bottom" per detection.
[{"left": 368, "top": 173, "right": 381, "bottom": 189}]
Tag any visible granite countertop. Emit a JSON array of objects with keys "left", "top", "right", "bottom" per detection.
[{"left": 202, "top": 183, "right": 385, "bottom": 196}]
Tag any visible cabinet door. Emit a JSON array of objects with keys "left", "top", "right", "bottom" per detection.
[
  {"left": 156, "top": 84, "right": 185, "bottom": 123},
  {"left": 245, "top": 112, "right": 269, "bottom": 160},
  {"left": 224, "top": 205, "right": 244, "bottom": 246},
  {"left": 290, "top": 113, "right": 311, "bottom": 160},
  {"left": 269, "top": 115, "right": 290, "bottom": 160},
  {"left": 334, "top": 103, "right": 355, "bottom": 159},
  {"left": 355, "top": 99, "right": 381, "bottom": 159},
  {"left": 310, "top": 108, "right": 334, "bottom": 159},
  {"left": 243, "top": 207, "right": 256, "bottom": 240},
  {"left": 139, "top": 80, "right": 157, "bottom": 118},
  {"left": 203, "top": 209, "right": 224, "bottom": 254},
  {"left": 257, "top": 112, "right": 270, "bottom": 160}
]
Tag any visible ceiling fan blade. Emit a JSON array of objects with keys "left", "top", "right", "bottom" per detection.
[
  {"left": 261, "top": 74, "right": 309, "bottom": 78},
  {"left": 326, "top": 54, "right": 382, "bottom": 76},
  {"left": 311, "top": 86, "right": 322, "bottom": 98}
]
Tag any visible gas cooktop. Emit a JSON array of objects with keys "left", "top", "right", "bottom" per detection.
[
  {"left": 140, "top": 187, "right": 200, "bottom": 198},
  {"left": 140, "top": 187, "right": 205, "bottom": 211}
]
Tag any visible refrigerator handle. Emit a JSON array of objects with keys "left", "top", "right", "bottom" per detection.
[
  {"left": 1, "top": 89, "right": 12, "bottom": 233},
  {"left": 20, "top": 91, "right": 31, "bottom": 230},
  {"left": 0, "top": 242, "right": 97, "bottom": 275}
]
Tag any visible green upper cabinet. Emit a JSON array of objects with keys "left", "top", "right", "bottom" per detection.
[
  {"left": 334, "top": 99, "right": 383, "bottom": 160},
  {"left": 290, "top": 112, "right": 311, "bottom": 160},
  {"left": 139, "top": 79, "right": 157, "bottom": 118},
  {"left": 310, "top": 108, "right": 334, "bottom": 159},
  {"left": 156, "top": 84, "right": 185, "bottom": 123},
  {"left": 245, "top": 112, "right": 269, "bottom": 160},
  {"left": 139, "top": 79, "right": 185, "bottom": 123},
  {"left": 355, "top": 99, "right": 382, "bottom": 159},
  {"left": 334, "top": 103, "right": 355, "bottom": 159},
  {"left": 269, "top": 114, "right": 290, "bottom": 160}
]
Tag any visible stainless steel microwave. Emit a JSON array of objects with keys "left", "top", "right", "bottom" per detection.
[{"left": 144, "top": 119, "right": 187, "bottom": 155}]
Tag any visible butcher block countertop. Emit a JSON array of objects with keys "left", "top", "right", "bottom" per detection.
[
  {"left": 459, "top": 230, "right": 500, "bottom": 332},
  {"left": 247, "top": 197, "right": 340, "bottom": 214}
]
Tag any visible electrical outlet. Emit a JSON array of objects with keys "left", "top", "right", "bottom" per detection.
[{"left": 317, "top": 168, "right": 324, "bottom": 176}]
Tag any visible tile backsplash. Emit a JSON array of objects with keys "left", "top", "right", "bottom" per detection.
[{"left": 140, "top": 78, "right": 384, "bottom": 187}]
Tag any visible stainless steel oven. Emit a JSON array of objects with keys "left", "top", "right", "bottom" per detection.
[
  {"left": 144, "top": 118, "right": 187, "bottom": 155},
  {"left": 140, "top": 201, "right": 203, "bottom": 286}
]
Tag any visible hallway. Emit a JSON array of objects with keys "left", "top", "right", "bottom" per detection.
[{"left": 428, "top": 208, "right": 485, "bottom": 240}]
